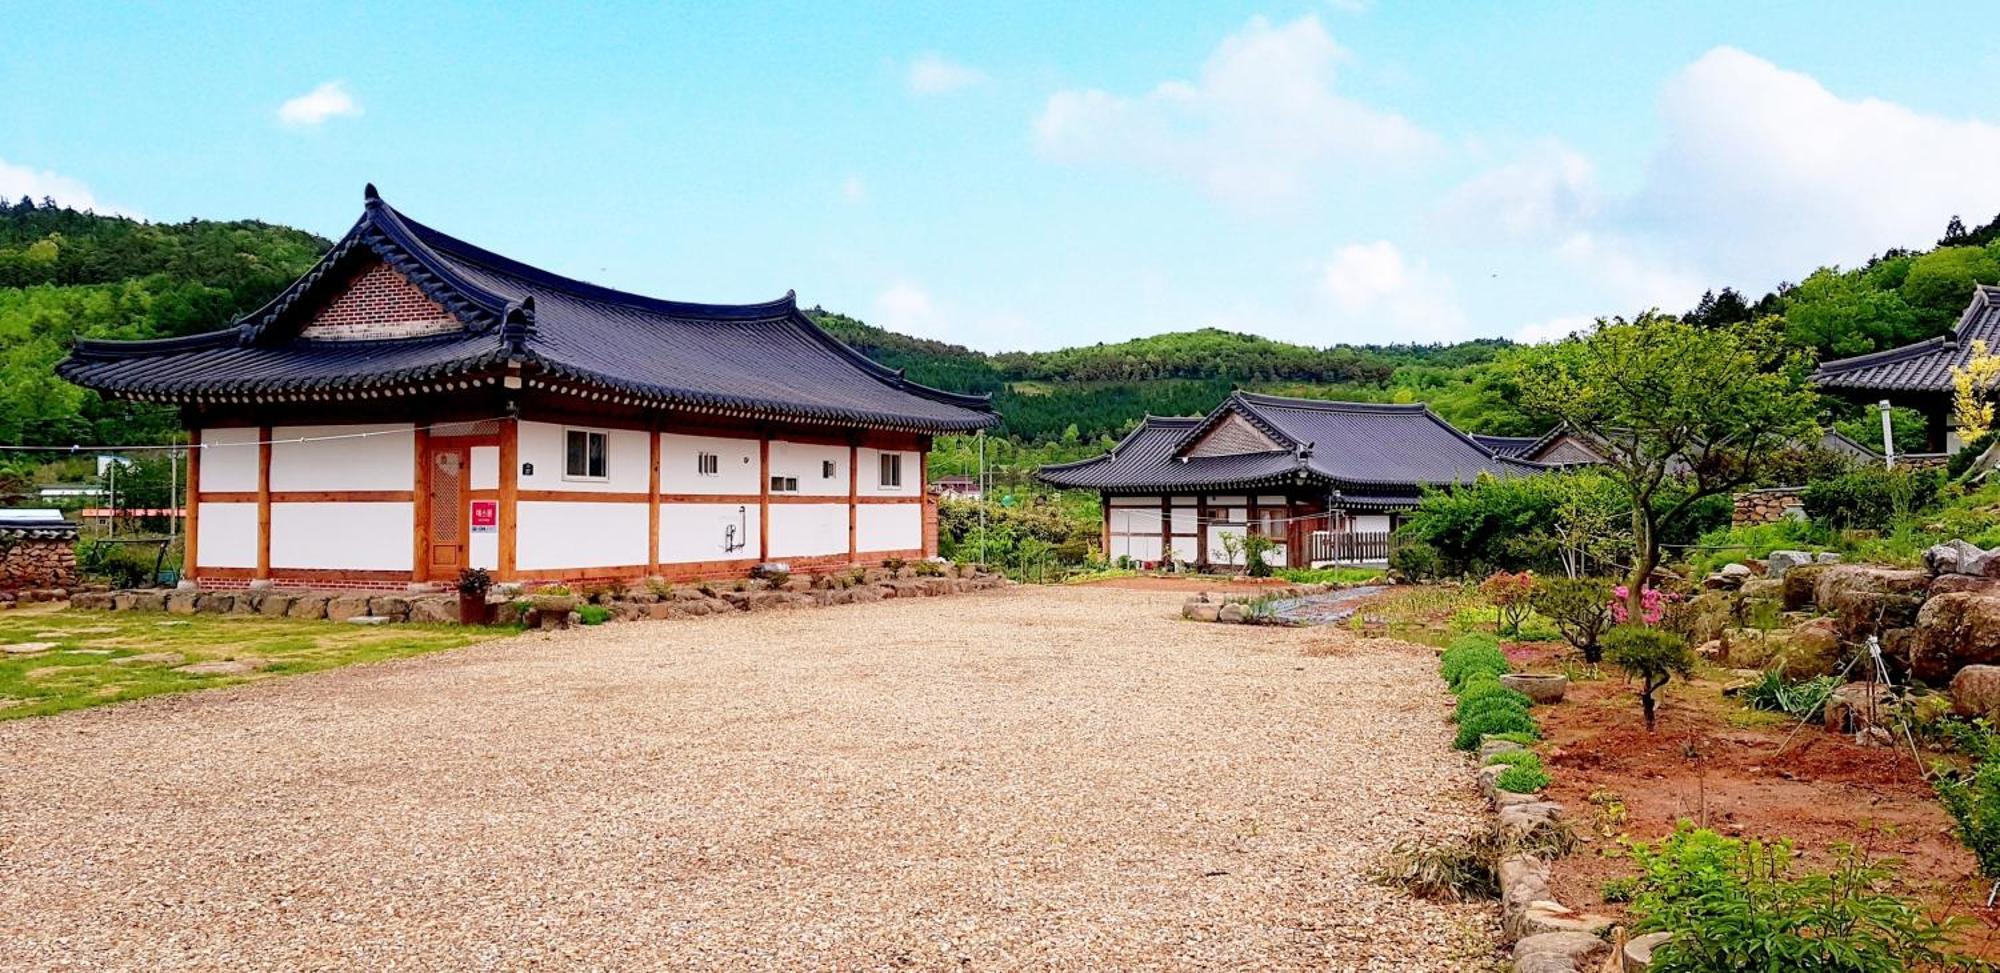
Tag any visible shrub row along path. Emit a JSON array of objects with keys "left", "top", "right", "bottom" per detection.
[{"left": 0, "top": 586, "right": 1492, "bottom": 970}]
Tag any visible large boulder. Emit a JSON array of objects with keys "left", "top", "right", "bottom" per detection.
[
  {"left": 1910, "top": 592, "right": 2000, "bottom": 683},
  {"left": 1934, "top": 574, "right": 2000, "bottom": 597},
  {"left": 1722, "top": 619, "right": 1842, "bottom": 677},
  {"left": 1951, "top": 665, "right": 2000, "bottom": 719},
  {"left": 1816, "top": 566, "right": 1928, "bottom": 641},
  {"left": 1825, "top": 681, "right": 1893, "bottom": 734},
  {"left": 325, "top": 595, "right": 371, "bottom": 622},
  {"left": 1681, "top": 590, "right": 1740, "bottom": 645},
  {"left": 1767, "top": 550, "right": 1815, "bottom": 580},
  {"left": 1925, "top": 540, "right": 1991, "bottom": 577},
  {"left": 1782, "top": 562, "right": 1831, "bottom": 611}
]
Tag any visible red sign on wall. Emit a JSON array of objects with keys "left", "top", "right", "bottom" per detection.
[{"left": 470, "top": 499, "right": 498, "bottom": 533}]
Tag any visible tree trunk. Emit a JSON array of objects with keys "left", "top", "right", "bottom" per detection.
[
  {"left": 1641, "top": 690, "right": 1657, "bottom": 731},
  {"left": 1625, "top": 506, "right": 1656, "bottom": 621}
]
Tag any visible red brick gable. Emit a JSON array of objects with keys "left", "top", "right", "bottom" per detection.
[{"left": 299, "top": 259, "right": 459, "bottom": 341}]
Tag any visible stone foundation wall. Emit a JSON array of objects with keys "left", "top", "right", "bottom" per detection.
[
  {"left": 1732, "top": 487, "right": 1805, "bottom": 527},
  {"left": 0, "top": 538, "right": 77, "bottom": 591}
]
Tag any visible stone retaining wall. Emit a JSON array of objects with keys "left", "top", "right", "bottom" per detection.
[
  {"left": 69, "top": 563, "right": 1008, "bottom": 626},
  {"left": 1731, "top": 486, "right": 1805, "bottom": 527},
  {"left": 0, "top": 537, "right": 77, "bottom": 592}
]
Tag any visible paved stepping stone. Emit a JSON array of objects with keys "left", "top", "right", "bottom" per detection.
[
  {"left": 66, "top": 649, "right": 113, "bottom": 655},
  {"left": 111, "top": 652, "right": 186, "bottom": 667},
  {"left": 2, "top": 642, "right": 57, "bottom": 654},
  {"left": 173, "top": 658, "right": 269, "bottom": 676},
  {"left": 345, "top": 615, "right": 391, "bottom": 626}
]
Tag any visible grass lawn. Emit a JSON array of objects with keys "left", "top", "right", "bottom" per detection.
[{"left": 0, "top": 606, "right": 509, "bottom": 721}]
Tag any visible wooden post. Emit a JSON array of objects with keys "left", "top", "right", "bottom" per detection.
[
  {"left": 847, "top": 441, "right": 859, "bottom": 562},
  {"left": 648, "top": 425, "right": 662, "bottom": 576},
  {"left": 1100, "top": 493, "right": 1111, "bottom": 561},
  {"left": 1159, "top": 496, "right": 1172, "bottom": 565},
  {"left": 757, "top": 432, "right": 770, "bottom": 562},
  {"left": 919, "top": 443, "right": 932, "bottom": 558},
  {"left": 411, "top": 425, "right": 431, "bottom": 582},
  {"left": 184, "top": 429, "right": 201, "bottom": 582},
  {"left": 255, "top": 425, "right": 272, "bottom": 581},
  {"left": 1195, "top": 495, "right": 1208, "bottom": 565},
  {"left": 498, "top": 416, "right": 518, "bottom": 580}
]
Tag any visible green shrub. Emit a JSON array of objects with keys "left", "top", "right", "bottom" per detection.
[
  {"left": 1454, "top": 706, "right": 1538, "bottom": 751},
  {"left": 1483, "top": 748, "right": 1539, "bottom": 767},
  {"left": 1605, "top": 625, "right": 1696, "bottom": 731},
  {"left": 1441, "top": 633, "right": 1511, "bottom": 690},
  {"left": 1740, "top": 672, "right": 1842, "bottom": 722},
  {"left": 1388, "top": 539, "right": 1444, "bottom": 580},
  {"left": 1949, "top": 429, "right": 1997, "bottom": 480},
  {"left": 1456, "top": 682, "right": 1532, "bottom": 723},
  {"left": 1495, "top": 761, "right": 1551, "bottom": 794},
  {"left": 1529, "top": 575, "right": 1614, "bottom": 664},
  {"left": 1241, "top": 532, "right": 1276, "bottom": 578},
  {"left": 1933, "top": 720, "right": 2000, "bottom": 884},
  {"left": 1801, "top": 466, "right": 1944, "bottom": 531},
  {"left": 576, "top": 604, "right": 611, "bottom": 626},
  {"left": 1629, "top": 823, "right": 1975, "bottom": 973},
  {"left": 1601, "top": 876, "right": 1638, "bottom": 904},
  {"left": 1486, "top": 731, "right": 1539, "bottom": 747}
]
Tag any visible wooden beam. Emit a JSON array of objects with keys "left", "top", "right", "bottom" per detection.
[
  {"left": 498, "top": 417, "right": 518, "bottom": 580},
  {"left": 1100, "top": 493, "right": 1111, "bottom": 561},
  {"left": 848, "top": 442, "right": 859, "bottom": 562},
  {"left": 411, "top": 425, "right": 431, "bottom": 583},
  {"left": 1195, "top": 495, "right": 1208, "bottom": 565},
  {"left": 184, "top": 430, "right": 200, "bottom": 582},
  {"left": 758, "top": 432, "right": 770, "bottom": 561},
  {"left": 648, "top": 427, "right": 662, "bottom": 577},
  {"left": 255, "top": 425, "right": 272, "bottom": 581}
]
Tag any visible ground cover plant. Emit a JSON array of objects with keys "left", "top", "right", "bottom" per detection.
[
  {"left": 0, "top": 607, "right": 505, "bottom": 720},
  {"left": 1933, "top": 720, "right": 2000, "bottom": 889}
]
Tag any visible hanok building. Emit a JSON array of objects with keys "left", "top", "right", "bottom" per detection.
[
  {"left": 58, "top": 187, "right": 996, "bottom": 589},
  {"left": 1036, "top": 392, "right": 1539, "bottom": 568},
  {"left": 1813, "top": 284, "right": 2000, "bottom": 455}
]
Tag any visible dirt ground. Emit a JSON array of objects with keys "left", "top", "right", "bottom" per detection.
[
  {"left": 1521, "top": 645, "right": 2000, "bottom": 957},
  {"left": 0, "top": 585, "right": 1495, "bottom": 971}
]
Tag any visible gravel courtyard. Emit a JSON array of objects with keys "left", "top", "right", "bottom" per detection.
[{"left": 0, "top": 586, "right": 1493, "bottom": 971}]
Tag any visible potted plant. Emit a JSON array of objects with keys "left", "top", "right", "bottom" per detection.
[
  {"left": 531, "top": 584, "right": 578, "bottom": 630},
  {"left": 456, "top": 567, "right": 493, "bottom": 625}
]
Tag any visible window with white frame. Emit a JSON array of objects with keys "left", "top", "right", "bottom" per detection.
[
  {"left": 696, "top": 451, "right": 720, "bottom": 476},
  {"left": 878, "top": 453, "right": 902, "bottom": 489},
  {"left": 564, "top": 428, "right": 608, "bottom": 481}
]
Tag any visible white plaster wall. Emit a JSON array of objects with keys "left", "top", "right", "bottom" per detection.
[
  {"left": 660, "top": 502, "right": 759, "bottom": 563},
  {"left": 269, "top": 502, "right": 413, "bottom": 570},
  {"left": 1169, "top": 508, "right": 1197, "bottom": 533},
  {"left": 1110, "top": 533, "right": 1164, "bottom": 562},
  {"left": 470, "top": 446, "right": 499, "bottom": 490},
  {"left": 1108, "top": 508, "right": 1157, "bottom": 535},
  {"left": 1207, "top": 525, "right": 1246, "bottom": 566},
  {"left": 1352, "top": 514, "right": 1392, "bottom": 533},
  {"left": 516, "top": 501, "right": 649, "bottom": 569},
  {"left": 768, "top": 440, "right": 848, "bottom": 497},
  {"left": 857, "top": 447, "right": 919, "bottom": 497},
  {"left": 769, "top": 503, "right": 848, "bottom": 558},
  {"left": 661, "top": 432, "right": 760, "bottom": 494},
  {"left": 517, "top": 420, "right": 649, "bottom": 493},
  {"left": 470, "top": 530, "right": 498, "bottom": 571},
  {"left": 196, "top": 501, "right": 257, "bottom": 568},
  {"left": 856, "top": 503, "right": 920, "bottom": 552},
  {"left": 199, "top": 428, "right": 260, "bottom": 492},
  {"left": 270, "top": 423, "right": 414, "bottom": 492},
  {"left": 1106, "top": 495, "right": 1161, "bottom": 507}
]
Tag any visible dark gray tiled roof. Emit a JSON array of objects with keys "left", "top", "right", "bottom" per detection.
[
  {"left": 1038, "top": 393, "right": 1540, "bottom": 496},
  {"left": 59, "top": 187, "right": 996, "bottom": 434},
  {"left": 1471, "top": 434, "right": 1541, "bottom": 457},
  {"left": 1814, "top": 286, "right": 2000, "bottom": 396}
]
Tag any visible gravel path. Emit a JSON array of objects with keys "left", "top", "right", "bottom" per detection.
[{"left": 0, "top": 586, "right": 1493, "bottom": 971}]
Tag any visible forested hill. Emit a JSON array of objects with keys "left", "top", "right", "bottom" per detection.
[
  {"left": 8, "top": 199, "right": 2000, "bottom": 450},
  {"left": 0, "top": 198, "right": 327, "bottom": 445}
]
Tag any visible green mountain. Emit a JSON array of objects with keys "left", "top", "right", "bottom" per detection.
[{"left": 7, "top": 200, "right": 2000, "bottom": 453}]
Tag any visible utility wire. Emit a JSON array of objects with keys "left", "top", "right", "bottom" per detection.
[{"left": 0, "top": 415, "right": 517, "bottom": 453}]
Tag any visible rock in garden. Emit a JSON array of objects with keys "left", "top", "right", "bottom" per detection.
[
  {"left": 111, "top": 652, "right": 185, "bottom": 667},
  {"left": 1217, "top": 603, "right": 1246, "bottom": 623},
  {"left": 1477, "top": 738, "right": 1525, "bottom": 762},
  {"left": 325, "top": 595, "right": 371, "bottom": 622},
  {"left": 1911, "top": 592, "right": 2000, "bottom": 682},
  {"left": 1951, "top": 665, "right": 2000, "bottom": 719},
  {"left": 1188, "top": 604, "right": 1220, "bottom": 622},
  {"left": 1782, "top": 563, "right": 1831, "bottom": 611},
  {"left": 407, "top": 597, "right": 456, "bottom": 624},
  {"left": 257, "top": 594, "right": 297, "bottom": 617},
  {"left": 287, "top": 594, "right": 331, "bottom": 620},
  {"left": 1514, "top": 931, "right": 1611, "bottom": 973},
  {"left": 173, "top": 658, "right": 268, "bottom": 676},
  {"left": 1766, "top": 550, "right": 1814, "bottom": 580},
  {"left": 1625, "top": 932, "right": 1673, "bottom": 972},
  {"left": 1925, "top": 540, "right": 1987, "bottom": 577},
  {"left": 165, "top": 592, "right": 200, "bottom": 615},
  {"left": 1823, "top": 681, "right": 1892, "bottom": 733}
]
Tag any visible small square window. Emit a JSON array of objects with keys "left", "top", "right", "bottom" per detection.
[
  {"left": 822, "top": 460, "right": 837, "bottom": 479},
  {"left": 878, "top": 453, "right": 902, "bottom": 488},
  {"left": 770, "top": 475, "right": 798, "bottom": 493},
  {"left": 564, "top": 428, "right": 608, "bottom": 480},
  {"left": 697, "top": 452, "right": 719, "bottom": 476}
]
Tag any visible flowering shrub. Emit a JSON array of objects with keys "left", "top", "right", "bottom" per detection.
[
  {"left": 1480, "top": 570, "right": 1537, "bottom": 635},
  {"left": 1610, "top": 585, "right": 1678, "bottom": 626}
]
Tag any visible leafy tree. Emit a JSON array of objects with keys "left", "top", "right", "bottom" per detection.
[
  {"left": 1604, "top": 625, "right": 1695, "bottom": 731},
  {"left": 1505, "top": 316, "right": 1819, "bottom": 619},
  {"left": 1953, "top": 339, "right": 2000, "bottom": 439},
  {"left": 1530, "top": 576, "right": 1614, "bottom": 664}
]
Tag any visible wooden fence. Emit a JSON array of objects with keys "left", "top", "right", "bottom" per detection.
[{"left": 1308, "top": 530, "right": 1393, "bottom": 565}]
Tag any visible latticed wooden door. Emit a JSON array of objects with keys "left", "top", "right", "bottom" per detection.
[{"left": 426, "top": 447, "right": 468, "bottom": 578}]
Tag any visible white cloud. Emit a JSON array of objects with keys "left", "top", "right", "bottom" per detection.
[
  {"left": 278, "top": 81, "right": 361, "bottom": 127},
  {"left": 1514, "top": 313, "right": 1597, "bottom": 345},
  {"left": 0, "top": 158, "right": 134, "bottom": 216},
  {"left": 1438, "top": 140, "right": 1598, "bottom": 242},
  {"left": 1318, "top": 241, "right": 1467, "bottom": 340},
  {"left": 1034, "top": 14, "right": 1433, "bottom": 210},
  {"left": 907, "top": 53, "right": 987, "bottom": 95},
  {"left": 874, "top": 281, "right": 937, "bottom": 334},
  {"left": 842, "top": 175, "right": 866, "bottom": 202}
]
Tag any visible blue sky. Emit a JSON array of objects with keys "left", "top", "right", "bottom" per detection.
[{"left": 9, "top": 2, "right": 2000, "bottom": 351}]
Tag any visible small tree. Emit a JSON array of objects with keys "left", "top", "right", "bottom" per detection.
[
  {"left": 1507, "top": 316, "right": 1818, "bottom": 620},
  {"left": 1479, "top": 570, "right": 1535, "bottom": 636},
  {"left": 1605, "top": 625, "right": 1695, "bottom": 731},
  {"left": 1952, "top": 338, "right": 2000, "bottom": 440},
  {"left": 1241, "top": 531, "right": 1275, "bottom": 578},
  {"left": 1530, "top": 576, "right": 1613, "bottom": 664},
  {"left": 1218, "top": 530, "right": 1243, "bottom": 568}
]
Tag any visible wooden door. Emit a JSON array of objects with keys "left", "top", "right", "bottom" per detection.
[{"left": 426, "top": 445, "right": 469, "bottom": 579}]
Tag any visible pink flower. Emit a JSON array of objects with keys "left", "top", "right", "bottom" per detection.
[{"left": 1609, "top": 585, "right": 1678, "bottom": 626}]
